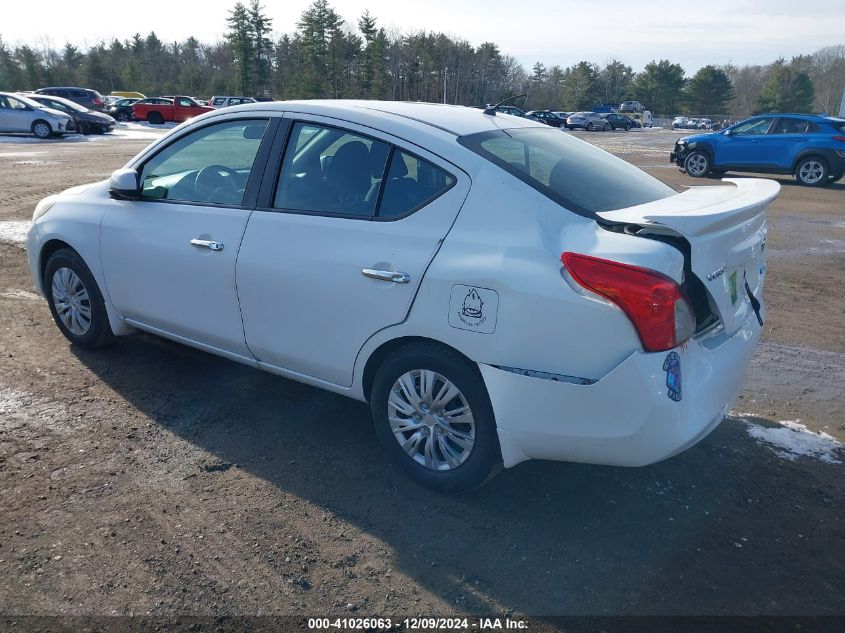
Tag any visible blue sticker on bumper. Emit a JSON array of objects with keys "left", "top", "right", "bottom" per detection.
[{"left": 663, "top": 351, "right": 682, "bottom": 402}]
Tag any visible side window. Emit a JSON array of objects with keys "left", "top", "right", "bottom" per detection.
[
  {"left": 140, "top": 119, "right": 269, "bottom": 205},
  {"left": 733, "top": 118, "right": 774, "bottom": 135},
  {"left": 213, "top": 98, "right": 226, "bottom": 106},
  {"left": 7, "top": 97, "right": 29, "bottom": 110},
  {"left": 274, "top": 122, "right": 390, "bottom": 217},
  {"left": 378, "top": 151, "right": 456, "bottom": 218},
  {"left": 177, "top": 98, "right": 193, "bottom": 107}
]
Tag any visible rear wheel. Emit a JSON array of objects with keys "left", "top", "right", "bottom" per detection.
[
  {"left": 44, "top": 249, "right": 115, "bottom": 349},
  {"left": 684, "top": 150, "right": 711, "bottom": 178},
  {"left": 31, "top": 120, "right": 52, "bottom": 139},
  {"left": 148, "top": 112, "right": 164, "bottom": 125},
  {"left": 116, "top": 111, "right": 130, "bottom": 122},
  {"left": 794, "top": 157, "right": 829, "bottom": 186},
  {"left": 370, "top": 343, "right": 500, "bottom": 492}
]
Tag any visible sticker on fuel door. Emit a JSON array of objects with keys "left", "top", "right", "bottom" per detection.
[{"left": 449, "top": 285, "right": 498, "bottom": 334}]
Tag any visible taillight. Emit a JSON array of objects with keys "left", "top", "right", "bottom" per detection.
[
  {"left": 93, "top": 97, "right": 104, "bottom": 105},
  {"left": 561, "top": 252, "right": 696, "bottom": 352},
  {"left": 832, "top": 136, "right": 845, "bottom": 142}
]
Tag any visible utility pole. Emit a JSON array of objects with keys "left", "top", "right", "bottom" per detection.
[{"left": 443, "top": 67, "right": 447, "bottom": 104}]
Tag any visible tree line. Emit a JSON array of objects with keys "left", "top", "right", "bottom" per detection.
[{"left": 1, "top": 0, "right": 843, "bottom": 118}]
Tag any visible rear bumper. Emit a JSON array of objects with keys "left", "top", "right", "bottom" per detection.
[{"left": 481, "top": 313, "right": 761, "bottom": 468}]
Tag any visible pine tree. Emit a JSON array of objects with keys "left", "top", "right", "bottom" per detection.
[
  {"left": 684, "top": 65, "right": 735, "bottom": 114},
  {"left": 628, "top": 59, "right": 686, "bottom": 115},
  {"left": 227, "top": 2, "right": 254, "bottom": 95},
  {"left": 757, "top": 60, "right": 815, "bottom": 113},
  {"left": 248, "top": 0, "right": 273, "bottom": 97}
]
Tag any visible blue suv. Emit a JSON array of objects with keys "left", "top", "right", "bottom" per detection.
[{"left": 671, "top": 114, "right": 845, "bottom": 186}]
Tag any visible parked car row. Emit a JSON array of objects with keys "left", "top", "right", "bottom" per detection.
[
  {"left": 673, "top": 116, "right": 718, "bottom": 130},
  {"left": 487, "top": 105, "right": 645, "bottom": 132},
  {"left": 0, "top": 92, "right": 74, "bottom": 138}
]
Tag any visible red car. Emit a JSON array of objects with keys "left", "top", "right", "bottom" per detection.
[{"left": 132, "top": 96, "right": 213, "bottom": 124}]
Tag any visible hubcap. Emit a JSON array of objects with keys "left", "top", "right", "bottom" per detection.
[
  {"left": 387, "top": 369, "right": 476, "bottom": 471},
  {"left": 35, "top": 123, "right": 50, "bottom": 137},
  {"left": 51, "top": 267, "right": 91, "bottom": 336},
  {"left": 799, "top": 161, "right": 824, "bottom": 184},
  {"left": 687, "top": 153, "right": 707, "bottom": 176}
]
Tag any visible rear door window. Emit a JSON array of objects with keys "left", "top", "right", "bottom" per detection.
[
  {"left": 273, "top": 122, "right": 390, "bottom": 217},
  {"left": 378, "top": 151, "right": 455, "bottom": 218},
  {"left": 459, "top": 127, "right": 674, "bottom": 216}
]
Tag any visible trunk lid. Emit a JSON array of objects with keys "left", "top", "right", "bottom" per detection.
[{"left": 597, "top": 178, "right": 779, "bottom": 336}]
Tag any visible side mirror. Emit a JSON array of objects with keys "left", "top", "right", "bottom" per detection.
[{"left": 109, "top": 168, "right": 140, "bottom": 200}]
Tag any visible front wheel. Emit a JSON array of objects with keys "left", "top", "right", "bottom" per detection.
[
  {"left": 794, "top": 157, "right": 829, "bottom": 186},
  {"left": 116, "top": 111, "right": 130, "bottom": 122},
  {"left": 370, "top": 343, "right": 501, "bottom": 492},
  {"left": 44, "top": 249, "right": 115, "bottom": 349},
  {"left": 684, "top": 150, "right": 711, "bottom": 178},
  {"left": 32, "top": 120, "right": 52, "bottom": 139}
]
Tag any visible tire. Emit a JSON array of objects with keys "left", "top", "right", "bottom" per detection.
[
  {"left": 116, "top": 112, "right": 130, "bottom": 122},
  {"left": 31, "top": 120, "right": 52, "bottom": 139},
  {"left": 586, "top": 122, "right": 594, "bottom": 131},
  {"left": 604, "top": 122, "right": 611, "bottom": 131},
  {"left": 148, "top": 112, "right": 164, "bottom": 125},
  {"left": 43, "top": 248, "right": 115, "bottom": 349},
  {"left": 79, "top": 121, "right": 91, "bottom": 135},
  {"left": 794, "top": 156, "right": 829, "bottom": 187},
  {"left": 370, "top": 343, "right": 501, "bottom": 492},
  {"left": 830, "top": 172, "right": 843, "bottom": 183},
  {"left": 684, "top": 150, "right": 711, "bottom": 178}
]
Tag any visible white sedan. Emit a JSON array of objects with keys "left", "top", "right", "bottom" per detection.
[{"left": 26, "top": 101, "right": 778, "bottom": 491}]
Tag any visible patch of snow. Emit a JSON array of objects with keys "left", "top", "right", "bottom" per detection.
[
  {"left": 0, "top": 135, "right": 55, "bottom": 144},
  {"left": 0, "top": 387, "right": 29, "bottom": 415},
  {"left": 0, "top": 151, "right": 48, "bottom": 158},
  {"left": 0, "top": 288, "right": 40, "bottom": 301},
  {"left": 0, "top": 220, "right": 31, "bottom": 245},
  {"left": 734, "top": 416, "right": 843, "bottom": 464}
]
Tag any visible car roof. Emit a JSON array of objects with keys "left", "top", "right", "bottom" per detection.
[
  {"left": 754, "top": 112, "right": 844, "bottom": 123},
  {"left": 224, "top": 100, "right": 546, "bottom": 137},
  {"left": 38, "top": 86, "right": 96, "bottom": 92}
]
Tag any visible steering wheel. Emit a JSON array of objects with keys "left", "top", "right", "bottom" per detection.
[{"left": 194, "top": 164, "right": 238, "bottom": 202}]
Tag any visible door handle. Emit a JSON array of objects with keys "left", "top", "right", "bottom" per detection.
[
  {"left": 362, "top": 269, "right": 411, "bottom": 284},
  {"left": 190, "top": 238, "right": 224, "bottom": 252}
]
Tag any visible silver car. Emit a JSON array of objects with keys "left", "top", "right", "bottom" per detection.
[
  {"left": 566, "top": 111, "right": 610, "bottom": 131},
  {"left": 0, "top": 92, "right": 73, "bottom": 138}
]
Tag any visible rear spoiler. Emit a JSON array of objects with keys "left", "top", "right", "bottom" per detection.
[{"left": 597, "top": 178, "right": 780, "bottom": 237}]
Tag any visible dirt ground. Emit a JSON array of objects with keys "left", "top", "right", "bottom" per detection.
[{"left": 0, "top": 126, "right": 843, "bottom": 626}]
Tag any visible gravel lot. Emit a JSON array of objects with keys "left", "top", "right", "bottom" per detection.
[{"left": 0, "top": 124, "right": 843, "bottom": 624}]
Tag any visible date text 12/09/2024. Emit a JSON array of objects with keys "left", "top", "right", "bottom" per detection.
[{"left": 307, "top": 617, "right": 530, "bottom": 630}]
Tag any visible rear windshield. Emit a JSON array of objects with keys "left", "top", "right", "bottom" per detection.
[{"left": 458, "top": 127, "right": 675, "bottom": 216}]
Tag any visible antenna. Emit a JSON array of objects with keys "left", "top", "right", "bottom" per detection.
[{"left": 483, "top": 94, "right": 528, "bottom": 116}]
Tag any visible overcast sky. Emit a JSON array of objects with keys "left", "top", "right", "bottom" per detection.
[{"left": 2, "top": 0, "right": 842, "bottom": 73}]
